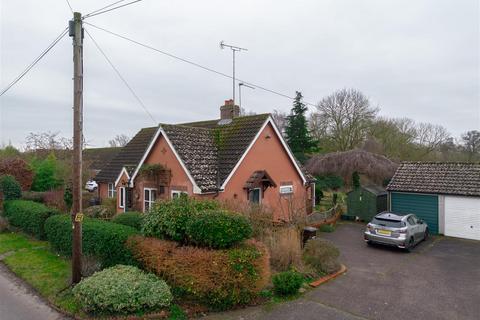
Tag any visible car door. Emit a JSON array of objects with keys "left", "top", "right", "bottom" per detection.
[
  {"left": 411, "top": 215, "right": 424, "bottom": 241},
  {"left": 407, "top": 216, "right": 419, "bottom": 241}
]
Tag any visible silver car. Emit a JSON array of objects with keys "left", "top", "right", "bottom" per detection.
[{"left": 364, "top": 212, "right": 429, "bottom": 251}]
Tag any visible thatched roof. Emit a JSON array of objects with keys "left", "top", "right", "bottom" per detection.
[{"left": 306, "top": 149, "right": 398, "bottom": 184}]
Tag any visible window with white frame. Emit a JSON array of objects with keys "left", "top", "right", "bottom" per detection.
[
  {"left": 171, "top": 190, "right": 187, "bottom": 199},
  {"left": 119, "top": 187, "right": 125, "bottom": 209},
  {"left": 279, "top": 185, "right": 294, "bottom": 195},
  {"left": 108, "top": 183, "right": 116, "bottom": 198},
  {"left": 144, "top": 188, "right": 157, "bottom": 212},
  {"left": 248, "top": 188, "right": 262, "bottom": 204}
]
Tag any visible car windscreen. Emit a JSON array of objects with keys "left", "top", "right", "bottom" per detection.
[{"left": 372, "top": 218, "right": 404, "bottom": 228}]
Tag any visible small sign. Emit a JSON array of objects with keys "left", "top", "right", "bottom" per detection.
[
  {"left": 74, "top": 213, "right": 84, "bottom": 222},
  {"left": 279, "top": 185, "right": 294, "bottom": 194}
]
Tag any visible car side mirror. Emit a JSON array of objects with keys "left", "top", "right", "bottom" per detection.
[{"left": 419, "top": 220, "right": 424, "bottom": 224}]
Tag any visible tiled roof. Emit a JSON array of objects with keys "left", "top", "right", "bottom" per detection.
[
  {"left": 386, "top": 162, "right": 480, "bottom": 196},
  {"left": 180, "top": 114, "right": 271, "bottom": 186},
  {"left": 96, "top": 113, "right": 315, "bottom": 192},
  {"left": 95, "top": 127, "right": 158, "bottom": 183},
  {"left": 161, "top": 124, "right": 219, "bottom": 192},
  {"left": 83, "top": 147, "right": 121, "bottom": 171}
]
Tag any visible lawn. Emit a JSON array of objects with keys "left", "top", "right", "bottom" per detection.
[{"left": 0, "top": 232, "right": 81, "bottom": 314}]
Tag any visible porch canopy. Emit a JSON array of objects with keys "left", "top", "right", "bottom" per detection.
[{"left": 244, "top": 170, "right": 277, "bottom": 191}]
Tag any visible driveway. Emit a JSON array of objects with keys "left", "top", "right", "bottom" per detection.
[{"left": 206, "top": 222, "right": 480, "bottom": 320}]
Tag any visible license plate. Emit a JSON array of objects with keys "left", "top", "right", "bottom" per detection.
[{"left": 377, "top": 229, "right": 391, "bottom": 236}]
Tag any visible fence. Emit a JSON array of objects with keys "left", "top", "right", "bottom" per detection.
[{"left": 306, "top": 204, "right": 342, "bottom": 227}]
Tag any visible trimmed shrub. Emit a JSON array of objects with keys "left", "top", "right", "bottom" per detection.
[
  {"left": 45, "top": 215, "right": 138, "bottom": 267},
  {"left": 111, "top": 212, "right": 143, "bottom": 230},
  {"left": 128, "top": 236, "right": 270, "bottom": 310},
  {"left": 272, "top": 271, "right": 304, "bottom": 296},
  {"left": 186, "top": 210, "right": 252, "bottom": 249},
  {"left": 21, "top": 191, "right": 46, "bottom": 203},
  {"left": 3, "top": 200, "right": 59, "bottom": 239},
  {"left": 142, "top": 196, "right": 219, "bottom": 242},
  {"left": 84, "top": 205, "right": 115, "bottom": 220},
  {"left": 302, "top": 238, "right": 340, "bottom": 275},
  {"left": 73, "top": 265, "right": 172, "bottom": 314},
  {"left": 0, "top": 175, "right": 22, "bottom": 201}
]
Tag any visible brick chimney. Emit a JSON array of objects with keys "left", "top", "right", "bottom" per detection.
[{"left": 220, "top": 99, "right": 240, "bottom": 120}]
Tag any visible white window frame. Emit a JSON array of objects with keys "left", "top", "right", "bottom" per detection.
[
  {"left": 171, "top": 190, "right": 188, "bottom": 199},
  {"left": 279, "top": 185, "right": 294, "bottom": 195},
  {"left": 108, "top": 183, "right": 116, "bottom": 198},
  {"left": 119, "top": 187, "right": 126, "bottom": 211},
  {"left": 144, "top": 188, "right": 157, "bottom": 212},
  {"left": 249, "top": 187, "right": 262, "bottom": 204}
]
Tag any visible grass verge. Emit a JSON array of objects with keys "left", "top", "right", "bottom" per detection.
[{"left": 0, "top": 232, "right": 81, "bottom": 315}]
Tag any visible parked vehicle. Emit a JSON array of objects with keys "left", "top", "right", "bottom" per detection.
[
  {"left": 364, "top": 212, "right": 428, "bottom": 250},
  {"left": 85, "top": 180, "right": 98, "bottom": 192}
]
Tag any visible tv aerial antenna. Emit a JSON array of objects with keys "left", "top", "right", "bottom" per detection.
[{"left": 220, "top": 41, "right": 248, "bottom": 104}]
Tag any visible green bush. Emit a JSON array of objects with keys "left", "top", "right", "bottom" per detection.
[
  {"left": 3, "top": 200, "right": 59, "bottom": 239},
  {"left": 318, "top": 224, "right": 336, "bottom": 233},
  {"left": 30, "top": 153, "right": 63, "bottom": 192},
  {"left": 272, "top": 271, "right": 304, "bottom": 296},
  {"left": 315, "top": 175, "right": 344, "bottom": 191},
  {"left": 45, "top": 215, "right": 138, "bottom": 267},
  {"left": 111, "top": 212, "right": 143, "bottom": 230},
  {"left": 0, "top": 175, "right": 21, "bottom": 201},
  {"left": 73, "top": 265, "right": 172, "bottom": 314},
  {"left": 186, "top": 210, "right": 252, "bottom": 249},
  {"left": 142, "top": 196, "right": 219, "bottom": 242},
  {"left": 302, "top": 238, "right": 340, "bottom": 275}
]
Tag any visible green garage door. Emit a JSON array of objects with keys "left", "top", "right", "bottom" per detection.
[{"left": 390, "top": 192, "right": 439, "bottom": 234}]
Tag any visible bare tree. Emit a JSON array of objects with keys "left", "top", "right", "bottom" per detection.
[
  {"left": 313, "top": 88, "right": 378, "bottom": 151},
  {"left": 108, "top": 134, "right": 130, "bottom": 147},
  {"left": 461, "top": 130, "right": 480, "bottom": 160},
  {"left": 415, "top": 122, "right": 450, "bottom": 155},
  {"left": 271, "top": 109, "right": 288, "bottom": 136},
  {"left": 25, "top": 131, "right": 73, "bottom": 151}
]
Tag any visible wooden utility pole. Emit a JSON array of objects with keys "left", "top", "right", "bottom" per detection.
[{"left": 70, "top": 12, "right": 83, "bottom": 284}]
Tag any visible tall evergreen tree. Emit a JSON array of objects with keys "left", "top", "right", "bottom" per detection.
[{"left": 285, "top": 91, "right": 317, "bottom": 162}]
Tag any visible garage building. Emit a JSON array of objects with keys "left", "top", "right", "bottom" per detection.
[{"left": 387, "top": 162, "right": 480, "bottom": 240}]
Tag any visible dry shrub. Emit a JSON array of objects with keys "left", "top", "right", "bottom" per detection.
[
  {"left": 264, "top": 227, "right": 302, "bottom": 272},
  {"left": 101, "top": 197, "right": 117, "bottom": 215},
  {"left": 127, "top": 236, "right": 270, "bottom": 310},
  {"left": 0, "top": 216, "right": 9, "bottom": 232},
  {"left": 302, "top": 238, "right": 340, "bottom": 275},
  {"left": 0, "top": 158, "right": 34, "bottom": 190},
  {"left": 43, "top": 189, "right": 66, "bottom": 211},
  {"left": 84, "top": 205, "right": 115, "bottom": 220}
]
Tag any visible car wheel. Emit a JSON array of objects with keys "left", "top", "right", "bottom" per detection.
[
  {"left": 423, "top": 228, "right": 429, "bottom": 241},
  {"left": 406, "top": 237, "right": 415, "bottom": 252}
]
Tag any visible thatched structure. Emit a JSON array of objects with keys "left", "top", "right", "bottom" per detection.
[{"left": 306, "top": 150, "right": 398, "bottom": 185}]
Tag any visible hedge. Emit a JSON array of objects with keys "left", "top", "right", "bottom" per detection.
[
  {"left": 127, "top": 236, "right": 270, "bottom": 310},
  {"left": 3, "top": 200, "right": 60, "bottom": 239},
  {"left": 73, "top": 265, "right": 172, "bottom": 314},
  {"left": 142, "top": 196, "right": 219, "bottom": 242},
  {"left": 45, "top": 215, "right": 138, "bottom": 267},
  {"left": 111, "top": 212, "right": 143, "bottom": 230},
  {"left": 185, "top": 210, "right": 252, "bottom": 249}
]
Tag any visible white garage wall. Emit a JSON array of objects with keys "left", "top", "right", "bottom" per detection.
[{"left": 444, "top": 196, "right": 480, "bottom": 241}]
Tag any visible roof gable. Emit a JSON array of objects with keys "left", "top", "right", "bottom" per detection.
[
  {"left": 95, "top": 127, "right": 158, "bottom": 183},
  {"left": 387, "top": 162, "right": 480, "bottom": 196}
]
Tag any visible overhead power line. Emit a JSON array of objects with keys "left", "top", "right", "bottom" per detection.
[
  {"left": 83, "top": 0, "right": 144, "bottom": 19},
  {"left": 64, "top": 0, "right": 74, "bottom": 13},
  {"left": 84, "top": 28, "right": 157, "bottom": 123},
  {"left": 83, "top": 22, "right": 316, "bottom": 107},
  {"left": 0, "top": 27, "right": 69, "bottom": 97}
]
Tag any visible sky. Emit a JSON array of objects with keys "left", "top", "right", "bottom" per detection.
[{"left": 0, "top": 0, "right": 479, "bottom": 148}]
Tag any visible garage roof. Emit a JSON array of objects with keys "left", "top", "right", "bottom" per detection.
[{"left": 387, "top": 162, "right": 480, "bottom": 197}]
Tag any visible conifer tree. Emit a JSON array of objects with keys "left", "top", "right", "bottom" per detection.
[{"left": 285, "top": 91, "right": 317, "bottom": 162}]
